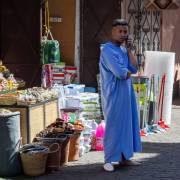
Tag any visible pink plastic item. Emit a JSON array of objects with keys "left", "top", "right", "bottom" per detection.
[{"left": 95, "top": 121, "right": 105, "bottom": 151}]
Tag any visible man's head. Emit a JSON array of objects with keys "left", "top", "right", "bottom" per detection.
[{"left": 111, "top": 19, "right": 129, "bottom": 44}]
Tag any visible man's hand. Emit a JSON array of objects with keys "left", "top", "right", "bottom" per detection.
[
  {"left": 127, "top": 44, "right": 137, "bottom": 67},
  {"left": 126, "top": 35, "right": 133, "bottom": 50}
]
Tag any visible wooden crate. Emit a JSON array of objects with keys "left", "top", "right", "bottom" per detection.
[
  {"left": 44, "top": 100, "right": 59, "bottom": 127},
  {"left": 29, "top": 105, "right": 44, "bottom": 143},
  {"left": 0, "top": 98, "right": 59, "bottom": 144}
]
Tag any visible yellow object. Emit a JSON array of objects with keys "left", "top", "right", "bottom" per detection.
[
  {"left": 7, "top": 74, "right": 18, "bottom": 90},
  {"left": 0, "top": 60, "right": 7, "bottom": 72},
  {"left": 7, "top": 80, "right": 13, "bottom": 90},
  {"left": 133, "top": 83, "right": 147, "bottom": 91}
]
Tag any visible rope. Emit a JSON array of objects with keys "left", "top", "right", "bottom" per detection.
[{"left": 43, "top": 0, "right": 50, "bottom": 37}]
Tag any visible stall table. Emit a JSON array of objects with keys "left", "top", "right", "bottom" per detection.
[{"left": 0, "top": 98, "right": 59, "bottom": 144}]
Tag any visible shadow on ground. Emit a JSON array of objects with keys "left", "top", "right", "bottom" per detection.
[{"left": 3, "top": 141, "right": 180, "bottom": 180}]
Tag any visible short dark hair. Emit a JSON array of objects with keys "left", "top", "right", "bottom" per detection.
[{"left": 112, "top": 19, "right": 128, "bottom": 27}]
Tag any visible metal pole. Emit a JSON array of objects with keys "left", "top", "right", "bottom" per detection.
[{"left": 136, "top": 0, "right": 143, "bottom": 71}]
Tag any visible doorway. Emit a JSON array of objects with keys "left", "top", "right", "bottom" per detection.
[{"left": 80, "top": 0, "right": 122, "bottom": 88}]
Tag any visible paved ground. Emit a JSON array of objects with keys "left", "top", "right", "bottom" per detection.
[{"left": 2, "top": 102, "right": 180, "bottom": 180}]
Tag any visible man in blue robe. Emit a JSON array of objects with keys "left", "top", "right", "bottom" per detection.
[{"left": 99, "top": 19, "right": 142, "bottom": 172}]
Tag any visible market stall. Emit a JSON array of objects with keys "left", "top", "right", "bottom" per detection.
[{"left": 0, "top": 98, "right": 59, "bottom": 144}]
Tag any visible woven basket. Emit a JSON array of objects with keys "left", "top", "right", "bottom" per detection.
[
  {"left": 20, "top": 151, "right": 48, "bottom": 176},
  {"left": 46, "top": 143, "right": 61, "bottom": 171},
  {"left": 33, "top": 137, "right": 66, "bottom": 170},
  {"left": 0, "top": 96, "right": 17, "bottom": 105}
]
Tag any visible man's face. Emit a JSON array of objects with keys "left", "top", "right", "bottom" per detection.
[{"left": 112, "top": 25, "right": 128, "bottom": 44}]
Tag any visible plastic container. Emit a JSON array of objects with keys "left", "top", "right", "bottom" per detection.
[
  {"left": 95, "top": 121, "right": 105, "bottom": 151},
  {"left": 65, "top": 97, "right": 80, "bottom": 108},
  {"left": 79, "top": 146, "right": 86, "bottom": 157},
  {"left": 84, "top": 87, "right": 96, "bottom": 93},
  {"left": 64, "top": 84, "right": 85, "bottom": 96}
]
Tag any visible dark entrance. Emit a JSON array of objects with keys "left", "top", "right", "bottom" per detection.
[
  {"left": 80, "top": 0, "right": 122, "bottom": 88},
  {"left": 0, "top": 0, "right": 41, "bottom": 87}
]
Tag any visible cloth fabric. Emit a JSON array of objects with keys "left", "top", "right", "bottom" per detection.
[
  {"left": 99, "top": 42, "right": 142, "bottom": 163},
  {"left": 42, "top": 64, "right": 53, "bottom": 88}
]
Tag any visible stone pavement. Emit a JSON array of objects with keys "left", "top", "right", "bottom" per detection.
[{"left": 3, "top": 105, "right": 180, "bottom": 180}]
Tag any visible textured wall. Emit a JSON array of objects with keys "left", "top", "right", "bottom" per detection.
[
  {"left": 162, "top": 9, "right": 180, "bottom": 96},
  {"left": 49, "top": 0, "right": 76, "bottom": 66}
]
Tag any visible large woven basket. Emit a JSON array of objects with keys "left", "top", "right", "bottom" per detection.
[
  {"left": 45, "top": 143, "right": 61, "bottom": 171},
  {"left": 33, "top": 137, "right": 66, "bottom": 170},
  {"left": 0, "top": 95, "right": 17, "bottom": 105},
  {"left": 20, "top": 151, "right": 48, "bottom": 176}
]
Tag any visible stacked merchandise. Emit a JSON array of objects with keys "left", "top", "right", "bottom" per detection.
[
  {"left": 79, "top": 119, "right": 98, "bottom": 157},
  {"left": 0, "top": 87, "right": 58, "bottom": 106},
  {"left": 64, "top": 66, "right": 77, "bottom": 85},
  {"left": 52, "top": 62, "right": 65, "bottom": 84},
  {"left": 41, "top": 31, "right": 61, "bottom": 88},
  {"left": 96, "top": 74, "right": 104, "bottom": 121},
  {"left": 36, "top": 118, "right": 84, "bottom": 139},
  {"left": 52, "top": 64, "right": 77, "bottom": 85},
  {"left": 78, "top": 93, "right": 101, "bottom": 155},
  {"left": 41, "top": 61, "right": 78, "bottom": 88},
  {"left": 52, "top": 84, "right": 85, "bottom": 110},
  {"left": 52, "top": 84, "right": 102, "bottom": 156},
  {"left": 0, "top": 60, "right": 21, "bottom": 92},
  {"left": 0, "top": 60, "right": 25, "bottom": 106},
  {"left": 41, "top": 31, "right": 77, "bottom": 87},
  {"left": 79, "top": 93, "right": 101, "bottom": 124},
  {"left": 61, "top": 86, "right": 101, "bottom": 155},
  {"left": 17, "top": 87, "right": 58, "bottom": 105}
]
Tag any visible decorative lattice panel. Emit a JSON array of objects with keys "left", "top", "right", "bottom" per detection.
[{"left": 124, "top": 0, "right": 161, "bottom": 66}]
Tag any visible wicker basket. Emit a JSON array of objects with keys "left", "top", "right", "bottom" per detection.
[
  {"left": 20, "top": 151, "right": 48, "bottom": 176},
  {"left": 33, "top": 137, "right": 67, "bottom": 170},
  {"left": 46, "top": 143, "right": 61, "bottom": 171},
  {"left": 0, "top": 95, "right": 17, "bottom": 105}
]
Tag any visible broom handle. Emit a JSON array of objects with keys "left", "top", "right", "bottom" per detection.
[
  {"left": 146, "top": 76, "right": 152, "bottom": 127},
  {"left": 160, "top": 75, "right": 166, "bottom": 121},
  {"left": 158, "top": 75, "right": 163, "bottom": 112},
  {"left": 152, "top": 75, "right": 156, "bottom": 124}
]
